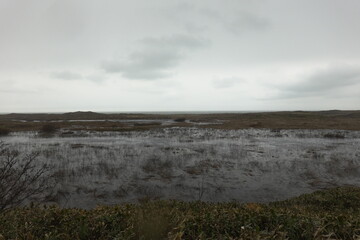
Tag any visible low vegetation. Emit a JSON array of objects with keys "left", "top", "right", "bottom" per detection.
[
  {"left": 0, "top": 187, "right": 359, "bottom": 239},
  {"left": 1, "top": 110, "right": 360, "bottom": 132},
  {"left": 174, "top": 118, "right": 186, "bottom": 122},
  {"left": 40, "top": 124, "right": 58, "bottom": 134},
  {"left": 0, "top": 128, "right": 10, "bottom": 136}
]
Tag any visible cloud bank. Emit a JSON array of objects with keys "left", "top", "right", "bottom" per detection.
[
  {"left": 274, "top": 64, "right": 360, "bottom": 99},
  {"left": 102, "top": 34, "right": 208, "bottom": 80}
]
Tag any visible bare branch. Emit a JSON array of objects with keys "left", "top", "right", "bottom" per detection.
[{"left": 0, "top": 141, "right": 51, "bottom": 211}]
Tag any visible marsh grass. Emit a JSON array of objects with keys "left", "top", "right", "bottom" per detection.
[
  {"left": 0, "top": 187, "right": 359, "bottom": 239},
  {"left": 2, "top": 111, "right": 360, "bottom": 132},
  {"left": 142, "top": 157, "right": 174, "bottom": 180},
  {"left": 0, "top": 127, "right": 10, "bottom": 136}
]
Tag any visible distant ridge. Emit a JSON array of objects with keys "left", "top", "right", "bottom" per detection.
[
  {"left": 1, "top": 110, "right": 360, "bottom": 123},
  {"left": 0, "top": 111, "right": 162, "bottom": 121},
  {"left": 62, "top": 111, "right": 105, "bottom": 119},
  {"left": 1, "top": 110, "right": 360, "bottom": 130},
  {"left": 1, "top": 111, "right": 106, "bottom": 121}
]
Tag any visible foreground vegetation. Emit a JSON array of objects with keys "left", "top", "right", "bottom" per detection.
[{"left": 0, "top": 187, "right": 359, "bottom": 239}]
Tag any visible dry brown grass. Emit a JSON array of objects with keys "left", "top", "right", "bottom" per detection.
[{"left": 1, "top": 110, "right": 360, "bottom": 132}]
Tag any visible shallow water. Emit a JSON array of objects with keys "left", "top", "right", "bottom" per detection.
[{"left": 1, "top": 127, "right": 360, "bottom": 208}]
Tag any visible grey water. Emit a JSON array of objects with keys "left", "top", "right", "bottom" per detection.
[{"left": 2, "top": 127, "right": 360, "bottom": 208}]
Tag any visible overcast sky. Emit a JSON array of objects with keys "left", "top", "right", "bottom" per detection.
[{"left": 1, "top": 0, "right": 360, "bottom": 112}]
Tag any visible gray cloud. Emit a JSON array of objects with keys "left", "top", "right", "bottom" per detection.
[
  {"left": 280, "top": 65, "right": 360, "bottom": 98},
  {"left": 103, "top": 50, "right": 183, "bottom": 80},
  {"left": 225, "top": 11, "right": 269, "bottom": 34},
  {"left": 51, "top": 71, "right": 107, "bottom": 83},
  {"left": 51, "top": 71, "right": 83, "bottom": 80},
  {"left": 200, "top": 7, "right": 269, "bottom": 33},
  {"left": 140, "top": 34, "right": 208, "bottom": 49},
  {"left": 213, "top": 77, "right": 244, "bottom": 89},
  {"left": 102, "top": 34, "right": 208, "bottom": 80},
  {"left": 0, "top": 89, "right": 38, "bottom": 94},
  {"left": 86, "top": 74, "right": 106, "bottom": 83},
  {"left": 169, "top": 2, "right": 269, "bottom": 35}
]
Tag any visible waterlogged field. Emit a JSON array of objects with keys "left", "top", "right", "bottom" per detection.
[{"left": 2, "top": 127, "right": 360, "bottom": 208}]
